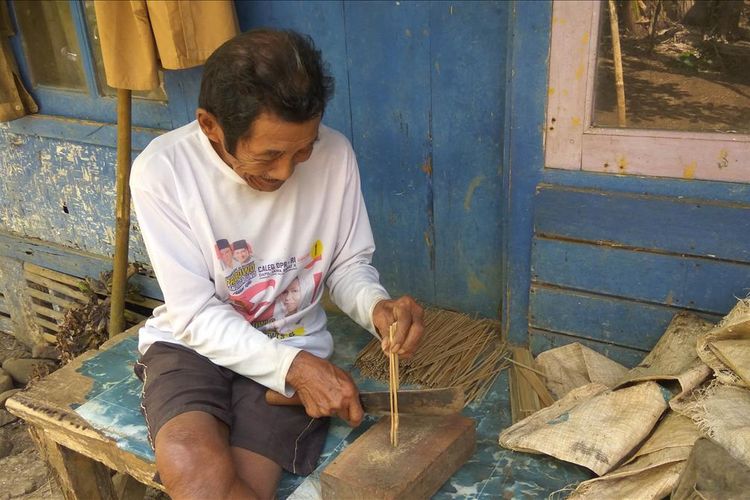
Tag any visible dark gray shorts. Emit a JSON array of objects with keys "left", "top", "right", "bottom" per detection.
[{"left": 134, "top": 342, "right": 329, "bottom": 476}]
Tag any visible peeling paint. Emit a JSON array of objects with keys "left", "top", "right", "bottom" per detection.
[
  {"left": 683, "top": 161, "right": 696, "bottom": 179},
  {"left": 421, "top": 157, "right": 433, "bottom": 176},
  {"left": 575, "top": 64, "right": 584, "bottom": 81},
  {"left": 617, "top": 156, "right": 627, "bottom": 173},
  {"left": 463, "top": 175, "right": 485, "bottom": 212},
  {"left": 717, "top": 149, "right": 729, "bottom": 169},
  {"left": 0, "top": 130, "right": 149, "bottom": 262}
]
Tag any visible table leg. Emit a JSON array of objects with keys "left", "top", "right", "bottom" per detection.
[
  {"left": 113, "top": 472, "right": 147, "bottom": 500},
  {"left": 29, "top": 427, "right": 117, "bottom": 500}
]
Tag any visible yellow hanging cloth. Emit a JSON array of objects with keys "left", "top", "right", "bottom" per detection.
[
  {"left": 93, "top": 0, "right": 238, "bottom": 91},
  {"left": 0, "top": 0, "right": 37, "bottom": 121}
]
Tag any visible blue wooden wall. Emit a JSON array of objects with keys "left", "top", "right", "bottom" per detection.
[
  {"left": 0, "top": 1, "right": 510, "bottom": 331},
  {"left": 502, "top": 2, "right": 750, "bottom": 365},
  {"left": 2, "top": 1, "right": 748, "bottom": 361}
]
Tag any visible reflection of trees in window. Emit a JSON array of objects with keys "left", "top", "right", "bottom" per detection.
[{"left": 594, "top": 0, "right": 750, "bottom": 134}]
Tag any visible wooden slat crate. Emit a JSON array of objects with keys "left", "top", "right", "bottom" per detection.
[
  {"left": 0, "top": 290, "right": 12, "bottom": 334},
  {"left": 23, "top": 263, "right": 159, "bottom": 344}
]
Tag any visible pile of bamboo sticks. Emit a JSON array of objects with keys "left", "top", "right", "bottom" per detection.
[{"left": 356, "top": 308, "right": 508, "bottom": 405}]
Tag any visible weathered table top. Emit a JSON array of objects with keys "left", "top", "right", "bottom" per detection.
[{"left": 7, "top": 316, "right": 592, "bottom": 499}]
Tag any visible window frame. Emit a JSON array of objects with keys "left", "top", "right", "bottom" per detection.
[
  {"left": 545, "top": 0, "right": 750, "bottom": 183},
  {"left": 6, "top": 0, "right": 195, "bottom": 131}
]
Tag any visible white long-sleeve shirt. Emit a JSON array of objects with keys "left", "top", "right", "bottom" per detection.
[{"left": 130, "top": 121, "right": 390, "bottom": 395}]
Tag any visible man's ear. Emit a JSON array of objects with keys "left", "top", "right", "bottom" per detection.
[{"left": 196, "top": 108, "right": 224, "bottom": 144}]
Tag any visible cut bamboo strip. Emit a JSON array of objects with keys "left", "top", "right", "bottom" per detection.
[
  {"left": 389, "top": 322, "right": 399, "bottom": 447},
  {"left": 508, "top": 346, "right": 553, "bottom": 423}
]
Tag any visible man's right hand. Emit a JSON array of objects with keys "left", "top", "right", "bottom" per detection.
[{"left": 285, "top": 350, "right": 364, "bottom": 427}]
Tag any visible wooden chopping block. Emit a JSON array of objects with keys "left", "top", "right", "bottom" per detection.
[{"left": 321, "top": 414, "right": 475, "bottom": 499}]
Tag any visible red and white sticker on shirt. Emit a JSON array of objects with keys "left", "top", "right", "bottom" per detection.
[{"left": 214, "top": 238, "right": 323, "bottom": 339}]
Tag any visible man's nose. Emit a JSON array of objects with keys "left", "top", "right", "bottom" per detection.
[{"left": 271, "top": 157, "right": 296, "bottom": 180}]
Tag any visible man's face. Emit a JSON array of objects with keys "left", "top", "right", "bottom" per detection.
[
  {"left": 282, "top": 279, "right": 302, "bottom": 314},
  {"left": 203, "top": 111, "right": 321, "bottom": 192},
  {"left": 233, "top": 247, "right": 250, "bottom": 263},
  {"left": 219, "top": 247, "right": 233, "bottom": 266}
]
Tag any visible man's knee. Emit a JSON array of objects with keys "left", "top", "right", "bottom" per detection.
[{"left": 155, "top": 412, "right": 236, "bottom": 498}]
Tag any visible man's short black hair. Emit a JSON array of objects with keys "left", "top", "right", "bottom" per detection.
[{"left": 199, "top": 28, "right": 334, "bottom": 155}]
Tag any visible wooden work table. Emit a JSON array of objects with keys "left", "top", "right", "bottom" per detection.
[{"left": 6, "top": 316, "right": 591, "bottom": 499}]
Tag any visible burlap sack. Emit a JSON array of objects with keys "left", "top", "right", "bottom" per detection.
[
  {"left": 569, "top": 412, "right": 699, "bottom": 499},
  {"left": 697, "top": 298, "right": 750, "bottom": 388},
  {"left": 568, "top": 462, "right": 684, "bottom": 500},
  {"left": 535, "top": 343, "right": 628, "bottom": 399},
  {"left": 499, "top": 382, "right": 668, "bottom": 475},
  {"left": 616, "top": 312, "right": 713, "bottom": 399},
  {"left": 672, "top": 438, "right": 750, "bottom": 500},
  {"left": 677, "top": 381, "right": 750, "bottom": 469}
]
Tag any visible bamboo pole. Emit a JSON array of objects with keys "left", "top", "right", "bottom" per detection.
[
  {"left": 109, "top": 89, "right": 132, "bottom": 338},
  {"left": 608, "top": 0, "right": 627, "bottom": 127}
]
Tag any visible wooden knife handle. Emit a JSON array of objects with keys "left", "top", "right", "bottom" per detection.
[{"left": 265, "top": 390, "right": 302, "bottom": 406}]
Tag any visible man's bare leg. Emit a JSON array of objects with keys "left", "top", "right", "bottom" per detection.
[
  {"left": 155, "top": 411, "right": 257, "bottom": 499},
  {"left": 231, "top": 447, "right": 283, "bottom": 500}
]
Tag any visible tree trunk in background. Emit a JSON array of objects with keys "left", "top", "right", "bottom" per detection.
[
  {"left": 664, "top": 0, "right": 696, "bottom": 23},
  {"left": 682, "top": 0, "right": 743, "bottom": 39},
  {"left": 683, "top": 0, "right": 713, "bottom": 27},
  {"left": 716, "top": 1, "right": 742, "bottom": 40},
  {"left": 620, "top": 0, "right": 648, "bottom": 37}
]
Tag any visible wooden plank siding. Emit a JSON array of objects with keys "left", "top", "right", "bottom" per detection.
[
  {"left": 529, "top": 184, "right": 750, "bottom": 366},
  {"left": 0, "top": 1, "right": 511, "bottom": 324},
  {"left": 534, "top": 185, "right": 750, "bottom": 262}
]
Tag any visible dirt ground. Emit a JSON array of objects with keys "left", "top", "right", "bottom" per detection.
[
  {"left": 0, "top": 333, "right": 63, "bottom": 500},
  {"left": 595, "top": 27, "right": 750, "bottom": 134},
  {"left": 0, "top": 331, "right": 166, "bottom": 499}
]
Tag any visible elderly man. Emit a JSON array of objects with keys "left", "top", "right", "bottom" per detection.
[{"left": 130, "top": 29, "right": 424, "bottom": 499}]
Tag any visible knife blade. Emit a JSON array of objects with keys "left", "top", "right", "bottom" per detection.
[{"left": 265, "top": 386, "right": 464, "bottom": 415}]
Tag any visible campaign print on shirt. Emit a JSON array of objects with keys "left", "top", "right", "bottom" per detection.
[{"left": 214, "top": 238, "right": 324, "bottom": 338}]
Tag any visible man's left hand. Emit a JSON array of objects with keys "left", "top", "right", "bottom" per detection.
[{"left": 372, "top": 296, "right": 424, "bottom": 358}]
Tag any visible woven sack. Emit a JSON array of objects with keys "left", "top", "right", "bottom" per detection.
[
  {"left": 569, "top": 412, "right": 699, "bottom": 499},
  {"left": 672, "top": 438, "right": 750, "bottom": 500},
  {"left": 499, "top": 382, "right": 667, "bottom": 475},
  {"left": 677, "top": 381, "right": 750, "bottom": 469},
  {"left": 615, "top": 312, "right": 713, "bottom": 399},
  {"left": 696, "top": 298, "right": 750, "bottom": 388},
  {"left": 535, "top": 343, "right": 628, "bottom": 400}
]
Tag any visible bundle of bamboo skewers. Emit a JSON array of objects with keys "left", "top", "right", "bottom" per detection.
[
  {"left": 388, "top": 322, "right": 399, "bottom": 447},
  {"left": 358, "top": 308, "right": 508, "bottom": 406}
]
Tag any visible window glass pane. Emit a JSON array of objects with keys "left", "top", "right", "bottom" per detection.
[
  {"left": 593, "top": 0, "right": 750, "bottom": 134},
  {"left": 82, "top": 1, "right": 167, "bottom": 101},
  {"left": 14, "top": 1, "right": 87, "bottom": 92}
]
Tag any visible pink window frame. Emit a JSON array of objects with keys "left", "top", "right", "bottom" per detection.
[{"left": 544, "top": 1, "right": 750, "bottom": 183}]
